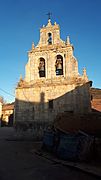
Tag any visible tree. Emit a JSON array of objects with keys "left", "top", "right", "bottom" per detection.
[{"left": 0, "top": 96, "right": 6, "bottom": 104}]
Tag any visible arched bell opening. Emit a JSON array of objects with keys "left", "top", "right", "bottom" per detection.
[
  {"left": 55, "top": 55, "right": 63, "bottom": 75},
  {"left": 38, "top": 58, "right": 46, "bottom": 77},
  {"left": 48, "top": 32, "right": 52, "bottom": 45}
]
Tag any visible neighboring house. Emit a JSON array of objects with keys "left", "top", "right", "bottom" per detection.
[
  {"left": 91, "top": 88, "right": 101, "bottom": 112},
  {"left": 0, "top": 101, "right": 2, "bottom": 119},
  {"left": 1, "top": 103, "right": 14, "bottom": 126},
  {"left": 15, "top": 18, "right": 92, "bottom": 134}
]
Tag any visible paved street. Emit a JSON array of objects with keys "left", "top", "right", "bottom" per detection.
[{"left": 0, "top": 127, "right": 100, "bottom": 180}]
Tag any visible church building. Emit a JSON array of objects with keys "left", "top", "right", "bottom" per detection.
[{"left": 15, "top": 18, "right": 92, "bottom": 132}]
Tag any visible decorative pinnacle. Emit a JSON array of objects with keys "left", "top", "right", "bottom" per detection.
[
  {"left": 20, "top": 74, "right": 23, "bottom": 81},
  {"left": 32, "top": 42, "right": 35, "bottom": 49},
  {"left": 66, "top": 36, "right": 70, "bottom": 45},
  {"left": 82, "top": 67, "right": 88, "bottom": 81},
  {"left": 47, "top": 19, "right": 52, "bottom": 27},
  {"left": 83, "top": 67, "right": 87, "bottom": 76}
]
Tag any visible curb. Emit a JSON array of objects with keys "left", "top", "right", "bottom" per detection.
[{"left": 33, "top": 149, "right": 101, "bottom": 178}]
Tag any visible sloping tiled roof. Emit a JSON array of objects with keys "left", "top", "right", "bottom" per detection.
[{"left": 2, "top": 103, "right": 14, "bottom": 111}]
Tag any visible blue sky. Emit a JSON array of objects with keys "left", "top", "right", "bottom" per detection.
[{"left": 0, "top": 0, "right": 101, "bottom": 103}]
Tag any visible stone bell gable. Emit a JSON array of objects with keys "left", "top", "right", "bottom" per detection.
[
  {"left": 25, "top": 19, "right": 80, "bottom": 82},
  {"left": 15, "top": 19, "right": 91, "bottom": 131}
]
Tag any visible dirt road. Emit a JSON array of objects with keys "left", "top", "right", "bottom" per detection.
[{"left": 0, "top": 127, "right": 100, "bottom": 180}]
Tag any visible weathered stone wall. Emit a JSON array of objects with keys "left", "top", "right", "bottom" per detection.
[{"left": 15, "top": 81, "right": 91, "bottom": 123}]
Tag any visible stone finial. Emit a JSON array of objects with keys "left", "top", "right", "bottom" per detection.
[
  {"left": 32, "top": 42, "right": 35, "bottom": 49},
  {"left": 18, "top": 74, "right": 25, "bottom": 87},
  {"left": 47, "top": 19, "right": 52, "bottom": 26},
  {"left": 20, "top": 74, "right": 23, "bottom": 81},
  {"left": 82, "top": 67, "right": 88, "bottom": 81},
  {"left": 66, "top": 36, "right": 70, "bottom": 45},
  {"left": 54, "top": 22, "right": 57, "bottom": 25},
  {"left": 83, "top": 68, "right": 87, "bottom": 76}
]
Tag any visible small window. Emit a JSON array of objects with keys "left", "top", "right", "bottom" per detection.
[
  {"left": 49, "top": 100, "right": 53, "bottom": 109},
  {"left": 48, "top": 32, "right": 52, "bottom": 45}
]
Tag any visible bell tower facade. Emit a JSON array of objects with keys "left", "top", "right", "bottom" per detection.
[{"left": 15, "top": 19, "right": 91, "bottom": 134}]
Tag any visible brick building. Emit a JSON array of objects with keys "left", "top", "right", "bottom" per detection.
[
  {"left": 91, "top": 88, "right": 101, "bottom": 112},
  {"left": 0, "top": 99, "right": 2, "bottom": 119}
]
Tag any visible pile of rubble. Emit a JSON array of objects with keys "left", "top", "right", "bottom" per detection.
[{"left": 42, "top": 111, "right": 101, "bottom": 161}]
